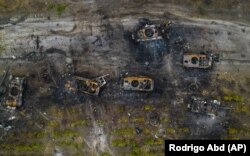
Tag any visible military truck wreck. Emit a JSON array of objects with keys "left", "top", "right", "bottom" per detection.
[
  {"left": 65, "top": 75, "right": 109, "bottom": 96},
  {"left": 3, "top": 77, "right": 25, "bottom": 109},
  {"left": 122, "top": 76, "right": 154, "bottom": 92},
  {"left": 187, "top": 96, "right": 222, "bottom": 118}
]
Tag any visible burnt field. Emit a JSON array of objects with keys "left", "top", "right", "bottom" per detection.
[{"left": 0, "top": 1, "right": 250, "bottom": 156}]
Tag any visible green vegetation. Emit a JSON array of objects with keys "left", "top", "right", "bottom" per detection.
[
  {"left": 131, "top": 117, "right": 145, "bottom": 123},
  {"left": 235, "top": 104, "right": 250, "bottom": 113},
  {"left": 113, "top": 127, "right": 135, "bottom": 137},
  {"left": 118, "top": 138, "right": 164, "bottom": 156},
  {"left": 26, "top": 131, "right": 46, "bottom": 139},
  {"left": 144, "top": 138, "right": 163, "bottom": 146},
  {"left": 96, "top": 119, "right": 105, "bottom": 126},
  {"left": 0, "top": 45, "right": 5, "bottom": 53},
  {"left": 130, "top": 143, "right": 142, "bottom": 156},
  {"left": 59, "top": 140, "right": 83, "bottom": 148},
  {"left": 0, "top": 31, "right": 5, "bottom": 54},
  {"left": 112, "top": 139, "right": 131, "bottom": 147},
  {"left": 226, "top": 127, "right": 250, "bottom": 140},
  {"left": 223, "top": 95, "right": 244, "bottom": 102},
  {"left": 48, "top": 121, "right": 60, "bottom": 128},
  {"left": 161, "top": 116, "right": 169, "bottom": 123},
  {"left": 70, "top": 120, "right": 87, "bottom": 128},
  {"left": 1, "top": 143, "right": 44, "bottom": 152},
  {"left": 101, "top": 152, "right": 111, "bottom": 156},
  {"left": 118, "top": 116, "right": 129, "bottom": 123},
  {"left": 51, "top": 130, "right": 79, "bottom": 138},
  {"left": 228, "top": 128, "right": 238, "bottom": 135},
  {"left": 143, "top": 128, "right": 151, "bottom": 135},
  {"left": 166, "top": 127, "right": 175, "bottom": 135},
  {"left": 117, "top": 106, "right": 126, "bottom": 113},
  {"left": 142, "top": 105, "right": 154, "bottom": 111},
  {"left": 47, "top": 3, "right": 68, "bottom": 16}
]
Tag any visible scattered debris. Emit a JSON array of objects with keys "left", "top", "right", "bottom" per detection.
[
  {"left": 187, "top": 96, "right": 221, "bottom": 118},
  {"left": 135, "top": 127, "right": 143, "bottom": 134},
  {"left": 8, "top": 116, "right": 16, "bottom": 121},
  {"left": 155, "top": 128, "right": 166, "bottom": 138},
  {"left": 54, "top": 147, "right": 63, "bottom": 156},
  {"left": 122, "top": 76, "right": 154, "bottom": 92},
  {"left": 148, "top": 112, "right": 160, "bottom": 127},
  {"left": 188, "top": 82, "right": 199, "bottom": 92}
]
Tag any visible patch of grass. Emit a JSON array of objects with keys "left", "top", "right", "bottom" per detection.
[
  {"left": 117, "top": 106, "right": 126, "bottom": 113},
  {"left": 235, "top": 104, "right": 250, "bottom": 113},
  {"left": 228, "top": 128, "right": 238, "bottom": 135},
  {"left": 1, "top": 143, "right": 44, "bottom": 152},
  {"left": 223, "top": 95, "right": 244, "bottom": 102},
  {"left": 0, "top": 0, "right": 21, "bottom": 13},
  {"left": 26, "top": 131, "right": 46, "bottom": 139},
  {"left": 47, "top": 3, "right": 67, "bottom": 16},
  {"left": 101, "top": 152, "right": 111, "bottom": 156},
  {"left": 0, "top": 45, "right": 5, "bottom": 53},
  {"left": 113, "top": 127, "right": 135, "bottom": 137},
  {"left": 111, "top": 139, "right": 130, "bottom": 147},
  {"left": 227, "top": 128, "right": 250, "bottom": 139},
  {"left": 131, "top": 117, "right": 145, "bottom": 123},
  {"left": 59, "top": 140, "right": 82, "bottom": 148},
  {"left": 142, "top": 105, "right": 154, "bottom": 111},
  {"left": 111, "top": 139, "right": 137, "bottom": 147},
  {"left": 18, "top": 143, "right": 44, "bottom": 151},
  {"left": 178, "top": 127, "right": 189, "bottom": 134},
  {"left": 48, "top": 106, "right": 65, "bottom": 118},
  {"left": 221, "top": 87, "right": 234, "bottom": 95},
  {"left": 166, "top": 128, "right": 175, "bottom": 135},
  {"left": 223, "top": 136, "right": 240, "bottom": 140},
  {"left": 143, "top": 138, "right": 163, "bottom": 146},
  {"left": 0, "top": 32, "right": 5, "bottom": 54},
  {"left": 51, "top": 130, "right": 79, "bottom": 138},
  {"left": 96, "top": 120, "right": 105, "bottom": 125},
  {"left": 118, "top": 116, "right": 129, "bottom": 123},
  {"left": 161, "top": 116, "right": 169, "bottom": 123},
  {"left": 47, "top": 121, "right": 59, "bottom": 128},
  {"left": 70, "top": 120, "right": 87, "bottom": 128},
  {"left": 1, "top": 143, "right": 11, "bottom": 150},
  {"left": 143, "top": 128, "right": 151, "bottom": 135},
  {"left": 130, "top": 144, "right": 142, "bottom": 156}
]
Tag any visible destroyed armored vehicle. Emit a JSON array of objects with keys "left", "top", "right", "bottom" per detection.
[
  {"left": 4, "top": 77, "right": 25, "bottom": 109},
  {"left": 183, "top": 53, "right": 213, "bottom": 69},
  {"left": 65, "top": 75, "right": 109, "bottom": 96},
  {"left": 132, "top": 19, "right": 164, "bottom": 42},
  {"left": 122, "top": 76, "right": 154, "bottom": 92},
  {"left": 183, "top": 51, "right": 220, "bottom": 69},
  {"left": 187, "top": 96, "right": 221, "bottom": 118}
]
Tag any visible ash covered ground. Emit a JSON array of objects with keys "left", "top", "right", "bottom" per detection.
[{"left": 0, "top": 0, "right": 250, "bottom": 156}]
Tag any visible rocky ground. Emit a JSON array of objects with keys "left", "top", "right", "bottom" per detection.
[{"left": 0, "top": 0, "right": 249, "bottom": 156}]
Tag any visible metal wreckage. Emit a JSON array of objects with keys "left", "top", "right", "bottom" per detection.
[
  {"left": 122, "top": 76, "right": 154, "bottom": 92},
  {"left": 0, "top": 19, "right": 223, "bottom": 118},
  {"left": 1, "top": 76, "right": 25, "bottom": 109},
  {"left": 187, "top": 96, "right": 223, "bottom": 119},
  {"left": 132, "top": 18, "right": 165, "bottom": 42},
  {"left": 183, "top": 51, "right": 220, "bottom": 69},
  {"left": 65, "top": 74, "right": 109, "bottom": 96}
]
